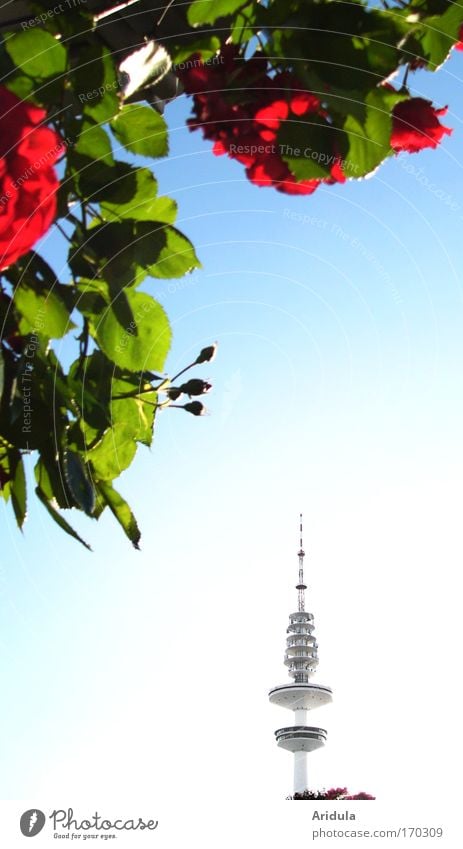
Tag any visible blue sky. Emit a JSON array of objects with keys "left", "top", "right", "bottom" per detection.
[{"left": 1, "top": 46, "right": 462, "bottom": 835}]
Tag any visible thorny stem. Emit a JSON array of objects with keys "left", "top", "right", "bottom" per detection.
[
  {"left": 54, "top": 220, "right": 73, "bottom": 243},
  {"left": 170, "top": 361, "right": 197, "bottom": 383},
  {"left": 155, "top": 0, "right": 177, "bottom": 30},
  {"left": 112, "top": 385, "right": 160, "bottom": 400},
  {"left": 112, "top": 378, "right": 171, "bottom": 401},
  {"left": 66, "top": 210, "right": 82, "bottom": 229},
  {"left": 236, "top": 8, "right": 266, "bottom": 55},
  {"left": 74, "top": 318, "right": 89, "bottom": 380},
  {"left": 402, "top": 62, "right": 410, "bottom": 90},
  {"left": 87, "top": 203, "right": 105, "bottom": 223}
]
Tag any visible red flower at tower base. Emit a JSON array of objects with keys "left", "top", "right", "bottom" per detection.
[{"left": 290, "top": 788, "right": 375, "bottom": 800}]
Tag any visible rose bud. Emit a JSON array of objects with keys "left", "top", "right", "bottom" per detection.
[
  {"left": 195, "top": 342, "right": 217, "bottom": 364},
  {"left": 166, "top": 387, "right": 183, "bottom": 400},
  {"left": 6, "top": 333, "right": 25, "bottom": 353},
  {"left": 183, "top": 401, "right": 206, "bottom": 416},
  {"left": 179, "top": 378, "right": 212, "bottom": 397}
]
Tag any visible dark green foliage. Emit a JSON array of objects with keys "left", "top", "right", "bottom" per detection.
[{"left": 0, "top": 0, "right": 460, "bottom": 547}]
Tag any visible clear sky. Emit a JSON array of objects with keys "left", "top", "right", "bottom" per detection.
[{"left": 1, "top": 45, "right": 462, "bottom": 844}]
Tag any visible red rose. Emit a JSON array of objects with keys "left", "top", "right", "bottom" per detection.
[
  {"left": 390, "top": 97, "right": 452, "bottom": 153},
  {"left": 178, "top": 48, "right": 344, "bottom": 195},
  {"left": 0, "top": 86, "right": 63, "bottom": 271}
]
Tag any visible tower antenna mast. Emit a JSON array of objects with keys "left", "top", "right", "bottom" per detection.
[{"left": 297, "top": 513, "right": 307, "bottom": 613}]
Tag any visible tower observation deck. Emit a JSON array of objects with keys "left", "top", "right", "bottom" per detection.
[{"left": 268, "top": 516, "right": 332, "bottom": 795}]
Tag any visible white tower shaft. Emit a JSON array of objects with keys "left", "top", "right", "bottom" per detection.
[
  {"left": 293, "top": 706, "right": 308, "bottom": 793},
  {"left": 294, "top": 751, "right": 308, "bottom": 795}
]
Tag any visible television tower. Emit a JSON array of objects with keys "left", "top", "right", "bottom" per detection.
[{"left": 269, "top": 515, "right": 332, "bottom": 795}]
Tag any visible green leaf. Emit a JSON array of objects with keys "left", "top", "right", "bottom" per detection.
[
  {"left": 401, "top": 1, "right": 463, "bottom": 69},
  {"left": 97, "top": 479, "right": 141, "bottom": 548},
  {"left": 75, "top": 277, "right": 109, "bottom": 299},
  {"left": 35, "top": 486, "right": 92, "bottom": 550},
  {"left": 0, "top": 348, "right": 4, "bottom": 400},
  {"left": 72, "top": 158, "right": 134, "bottom": 205},
  {"left": 63, "top": 448, "right": 95, "bottom": 515},
  {"left": 141, "top": 195, "right": 177, "bottom": 225},
  {"left": 0, "top": 441, "right": 13, "bottom": 501},
  {"left": 343, "top": 86, "right": 406, "bottom": 178},
  {"left": 67, "top": 350, "right": 113, "bottom": 437},
  {"left": 4, "top": 76, "right": 35, "bottom": 100},
  {"left": 85, "top": 422, "right": 138, "bottom": 481},
  {"left": 188, "top": 0, "right": 247, "bottom": 26},
  {"left": 267, "top": 1, "right": 406, "bottom": 92},
  {"left": 35, "top": 454, "right": 70, "bottom": 509},
  {"left": 110, "top": 105, "right": 168, "bottom": 158},
  {"left": 17, "top": 252, "right": 54, "bottom": 286},
  {"left": 278, "top": 118, "right": 340, "bottom": 180},
  {"left": 231, "top": 3, "right": 261, "bottom": 43},
  {"left": 6, "top": 348, "right": 71, "bottom": 450},
  {"left": 68, "top": 151, "right": 116, "bottom": 204},
  {"left": 70, "top": 43, "right": 120, "bottom": 123},
  {"left": 0, "top": 292, "right": 18, "bottom": 343},
  {"left": 138, "top": 223, "right": 201, "bottom": 279},
  {"left": 99, "top": 167, "right": 177, "bottom": 223},
  {"left": 11, "top": 454, "right": 27, "bottom": 529},
  {"left": 72, "top": 122, "right": 114, "bottom": 168},
  {"left": 6, "top": 253, "right": 76, "bottom": 340},
  {"left": 71, "top": 221, "right": 200, "bottom": 289},
  {"left": 89, "top": 290, "right": 171, "bottom": 373},
  {"left": 67, "top": 349, "right": 157, "bottom": 450},
  {"left": 5, "top": 29, "right": 67, "bottom": 79},
  {"left": 171, "top": 36, "right": 221, "bottom": 65},
  {"left": 14, "top": 283, "right": 74, "bottom": 339},
  {"left": 111, "top": 381, "right": 158, "bottom": 448}
]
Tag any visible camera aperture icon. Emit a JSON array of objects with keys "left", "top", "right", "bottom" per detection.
[{"left": 20, "top": 809, "right": 46, "bottom": 837}]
